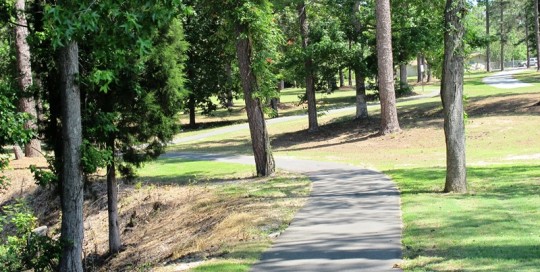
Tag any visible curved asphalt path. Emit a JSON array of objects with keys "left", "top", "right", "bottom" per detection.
[
  {"left": 482, "top": 68, "right": 533, "bottom": 89},
  {"left": 165, "top": 88, "right": 446, "bottom": 270},
  {"left": 163, "top": 152, "right": 403, "bottom": 271}
]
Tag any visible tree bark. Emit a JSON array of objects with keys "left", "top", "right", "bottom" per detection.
[
  {"left": 225, "top": 63, "right": 234, "bottom": 109},
  {"left": 270, "top": 81, "right": 282, "bottom": 117},
  {"left": 235, "top": 23, "right": 275, "bottom": 176},
  {"left": 486, "top": 0, "right": 491, "bottom": 72},
  {"left": 13, "top": 145, "right": 24, "bottom": 160},
  {"left": 348, "top": 40, "right": 353, "bottom": 86},
  {"left": 441, "top": 0, "right": 467, "bottom": 193},
  {"left": 298, "top": 2, "right": 318, "bottom": 132},
  {"left": 339, "top": 69, "right": 344, "bottom": 88},
  {"left": 426, "top": 61, "right": 432, "bottom": 82},
  {"left": 188, "top": 94, "right": 196, "bottom": 126},
  {"left": 525, "top": 16, "right": 531, "bottom": 68},
  {"left": 107, "top": 160, "right": 121, "bottom": 254},
  {"left": 58, "top": 41, "right": 84, "bottom": 272},
  {"left": 14, "top": 0, "right": 41, "bottom": 157},
  {"left": 376, "top": 0, "right": 401, "bottom": 135},
  {"left": 355, "top": 68, "right": 368, "bottom": 119},
  {"left": 499, "top": 0, "right": 504, "bottom": 71},
  {"left": 417, "top": 54, "right": 423, "bottom": 82},
  {"left": 535, "top": 0, "right": 540, "bottom": 71},
  {"left": 399, "top": 63, "right": 408, "bottom": 89}
]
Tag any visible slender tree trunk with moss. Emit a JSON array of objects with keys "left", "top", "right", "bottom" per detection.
[
  {"left": 298, "top": 1, "right": 318, "bottom": 132},
  {"left": 376, "top": 0, "right": 401, "bottom": 135},
  {"left": 441, "top": 0, "right": 467, "bottom": 193},
  {"left": 58, "top": 41, "right": 84, "bottom": 272},
  {"left": 14, "top": 0, "right": 41, "bottom": 157},
  {"left": 235, "top": 23, "right": 275, "bottom": 176}
]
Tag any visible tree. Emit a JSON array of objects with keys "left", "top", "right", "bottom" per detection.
[
  {"left": 441, "top": 0, "right": 467, "bottom": 193},
  {"left": 11, "top": 0, "right": 41, "bottom": 158},
  {"left": 228, "top": 0, "right": 278, "bottom": 176},
  {"left": 486, "top": 0, "right": 491, "bottom": 71},
  {"left": 499, "top": 0, "right": 506, "bottom": 71},
  {"left": 298, "top": 1, "right": 318, "bottom": 132},
  {"left": 375, "top": 0, "right": 401, "bottom": 135},
  {"left": 58, "top": 40, "right": 84, "bottom": 272},
  {"left": 533, "top": 0, "right": 540, "bottom": 72}
]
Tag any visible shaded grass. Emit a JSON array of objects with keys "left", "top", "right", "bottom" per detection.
[{"left": 387, "top": 165, "right": 540, "bottom": 271}]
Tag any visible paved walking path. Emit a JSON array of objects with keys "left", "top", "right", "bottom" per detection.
[
  {"left": 482, "top": 69, "right": 533, "bottom": 89},
  {"left": 172, "top": 90, "right": 439, "bottom": 144},
  {"left": 163, "top": 153, "right": 403, "bottom": 271}
]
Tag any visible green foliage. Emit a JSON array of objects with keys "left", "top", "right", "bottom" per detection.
[
  {"left": 29, "top": 165, "right": 58, "bottom": 188},
  {"left": 0, "top": 89, "right": 33, "bottom": 149},
  {"left": 225, "top": 0, "right": 284, "bottom": 104},
  {"left": 80, "top": 140, "right": 113, "bottom": 174},
  {"left": 0, "top": 200, "right": 61, "bottom": 272}
]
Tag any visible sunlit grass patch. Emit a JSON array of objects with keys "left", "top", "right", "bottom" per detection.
[{"left": 387, "top": 164, "right": 540, "bottom": 271}]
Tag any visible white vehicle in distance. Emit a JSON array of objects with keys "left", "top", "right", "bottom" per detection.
[{"left": 519, "top": 58, "right": 537, "bottom": 67}]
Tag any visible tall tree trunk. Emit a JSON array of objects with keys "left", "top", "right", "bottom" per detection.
[
  {"left": 355, "top": 68, "right": 368, "bottom": 119},
  {"left": 525, "top": 17, "right": 531, "bottom": 69},
  {"left": 235, "top": 23, "right": 275, "bottom": 177},
  {"left": 339, "top": 69, "right": 344, "bottom": 88},
  {"left": 426, "top": 61, "right": 432, "bottom": 82},
  {"left": 348, "top": 40, "right": 353, "bottom": 86},
  {"left": 107, "top": 159, "right": 121, "bottom": 254},
  {"left": 270, "top": 81, "right": 282, "bottom": 117},
  {"left": 298, "top": 2, "right": 318, "bottom": 132},
  {"left": 58, "top": 41, "right": 84, "bottom": 272},
  {"left": 188, "top": 94, "right": 196, "bottom": 126},
  {"left": 441, "top": 0, "right": 467, "bottom": 193},
  {"left": 225, "top": 63, "right": 234, "bottom": 109},
  {"left": 14, "top": 0, "right": 41, "bottom": 157},
  {"left": 486, "top": 0, "right": 491, "bottom": 72},
  {"left": 535, "top": 0, "right": 540, "bottom": 71},
  {"left": 376, "top": 0, "right": 401, "bottom": 135},
  {"left": 417, "top": 54, "right": 423, "bottom": 82},
  {"left": 399, "top": 63, "right": 408, "bottom": 89},
  {"left": 499, "top": 0, "right": 504, "bottom": 71}
]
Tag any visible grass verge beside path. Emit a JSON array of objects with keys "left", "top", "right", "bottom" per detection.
[{"left": 388, "top": 165, "right": 540, "bottom": 271}]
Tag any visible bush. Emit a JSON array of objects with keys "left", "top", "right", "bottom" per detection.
[{"left": 0, "top": 200, "right": 61, "bottom": 272}]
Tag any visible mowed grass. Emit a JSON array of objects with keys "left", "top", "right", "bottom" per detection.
[
  {"left": 170, "top": 69, "right": 540, "bottom": 271},
  {"left": 388, "top": 165, "right": 540, "bottom": 271},
  {"left": 138, "top": 158, "right": 255, "bottom": 184}
]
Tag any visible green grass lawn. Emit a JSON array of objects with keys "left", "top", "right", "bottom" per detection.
[
  {"left": 389, "top": 165, "right": 540, "bottom": 271},
  {"left": 138, "top": 158, "right": 255, "bottom": 184}
]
